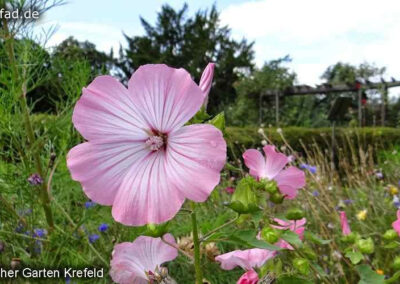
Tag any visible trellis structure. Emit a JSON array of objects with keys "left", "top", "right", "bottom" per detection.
[{"left": 260, "top": 79, "right": 400, "bottom": 126}]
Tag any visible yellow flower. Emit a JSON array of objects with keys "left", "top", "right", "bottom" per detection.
[
  {"left": 389, "top": 185, "right": 399, "bottom": 195},
  {"left": 376, "top": 269, "right": 384, "bottom": 275},
  {"left": 356, "top": 209, "right": 367, "bottom": 221}
]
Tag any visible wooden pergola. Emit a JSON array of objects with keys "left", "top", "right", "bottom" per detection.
[{"left": 260, "top": 79, "right": 400, "bottom": 126}]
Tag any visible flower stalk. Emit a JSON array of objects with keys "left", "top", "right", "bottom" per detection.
[
  {"left": 191, "top": 202, "right": 203, "bottom": 284},
  {"left": 1, "top": 13, "right": 54, "bottom": 230}
]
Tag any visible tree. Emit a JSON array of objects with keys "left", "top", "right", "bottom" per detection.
[
  {"left": 321, "top": 62, "right": 385, "bottom": 84},
  {"left": 118, "top": 4, "right": 254, "bottom": 114},
  {"left": 52, "top": 36, "right": 114, "bottom": 76}
]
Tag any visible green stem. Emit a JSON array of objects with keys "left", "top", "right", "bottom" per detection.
[
  {"left": 200, "top": 215, "right": 239, "bottom": 242},
  {"left": 191, "top": 202, "right": 203, "bottom": 284},
  {"left": 20, "top": 86, "right": 54, "bottom": 229},
  {"left": 1, "top": 13, "right": 54, "bottom": 230}
]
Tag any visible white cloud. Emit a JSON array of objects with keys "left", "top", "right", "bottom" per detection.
[
  {"left": 220, "top": 0, "right": 400, "bottom": 86},
  {"left": 36, "top": 21, "right": 126, "bottom": 55}
]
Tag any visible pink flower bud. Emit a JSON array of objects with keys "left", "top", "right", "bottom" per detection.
[{"left": 199, "top": 63, "right": 215, "bottom": 107}]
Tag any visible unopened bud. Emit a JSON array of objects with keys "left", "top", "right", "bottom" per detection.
[
  {"left": 293, "top": 258, "right": 310, "bottom": 275},
  {"left": 264, "top": 180, "right": 278, "bottom": 194},
  {"left": 270, "top": 192, "right": 284, "bottom": 204},
  {"left": 393, "top": 256, "right": 400, "bottom": 270},
  {"left": 260, "top": 227, "right": 279, "bottom": 244},
  {"left": 357, "top": 238, "right": 374, "bottom": 254},
  {"left": 286, "top": 208, "right": 305, "bottom": 220},
  {"left": 342, "top": 232, "right": 359, "bottom": 243},
  {"left": 383, "top": 229, "right": 398, "bottom": 241}
]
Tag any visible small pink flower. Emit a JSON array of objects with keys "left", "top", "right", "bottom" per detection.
[
  {"left": 225, "top": 187, "right": 235, "bottom": 194},
  {"left": 110, "top": 234, "right": 178, "bottom": 284},
  {"left": 237, "top": 269, "right": 259, "bottom": 284},
  {"left": 67, "top": 64, "right": 226, "bottom": 226},
  {"left": 243, "top": 145, "right": 305, "bottom": 199},
  {"left": 393, "top": 210, "right": 400, "bottom": 236},
  {"left": 339, "top": 211, "right": 351, "bottom": 236},
  {"left": 199, "top": 63, "right": 215, "bottom": 106},
  {"left": 271, "top": 218, "right": 307, "bottom": 250},
  {"left": 215, "top": 248, "right": 277, "bottom": 271}
]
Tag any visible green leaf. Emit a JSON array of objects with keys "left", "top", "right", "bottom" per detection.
[
  {"left": 356, "top": 264, "right": 385, "bottom": 284},
  {"left": 229, "top": 230, "right": 282, "bottom": 251},
  {"left": 188, "top": 106, "right": 210, "bottom": 124},
  {"left": 281, "top": 230, "right": 303, "bottom": 248},
  {"left": 276, "top": 276, "right": 313, "bottom": 284},
  {"left": 345, "top": 251, "right": 363, "bottom": 265},
  {"left": 304, "top": 231, "right": 331, "bottom": 245},
  {"left": 208, "top": 111, "right": 225, "bottom": 132}
]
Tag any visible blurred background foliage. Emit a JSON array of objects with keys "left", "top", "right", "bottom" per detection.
[{"left": 2, "top": 2, "right": 399, "bottom": 128}]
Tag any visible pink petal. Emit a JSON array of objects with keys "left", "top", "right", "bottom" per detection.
[
  {"left": 72, "top": 75, "right": 148, "bottom": 141},
  {"left": 271, "top": 218, "right": 307, "bottom": 250},
  {"left": 112, "top": 152, "right": 185, "bottom": 226},
  {"left": 199, "top": 63, "right": 215, "bottom": 99},
  {"left": 237, "top": 270, "right": 259, "bottom": 284},
  {"left": 110, "top": 234, "right": 178, "bottom": 284},
  {"left": 167, "top": 124, "right": 226, "bottom": 202},
  {"left": 272, "top": 218, "right": 290, "bottom": 228},
  {"left": 243, "top": 149, "right": 266, "bottom": 179},
  {"left": 67, "top": 141, "right": 148, "bottom": 205},
  {"left": 215, "top": 248, "right": 277, "bottom": 271},
  {"left": 340, "top": 211, "right": 351, "bottom": 236},
  {"left": 128, "top": 64, "right": 204, "bottom": 133},
  {"left": 263, "top": 145, "right": 289, "bottom": 179},
  {"left": 393, "top": 210, "right": 400, "bottom": 236},
  {"left": 274, "top": 166, "right": 305, "bottom": 199}
]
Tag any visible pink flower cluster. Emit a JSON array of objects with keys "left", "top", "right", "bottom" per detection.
[
  {"left": 215, "top": 218, "right": 306, "bottom": 283},
  {"left": 67, "top": 62, "right": 309, "bottom": 283},
  {"left": 243, "top": 145, "right": 305, "bottom": 199}
]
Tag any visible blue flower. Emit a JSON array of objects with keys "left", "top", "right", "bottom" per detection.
[
  {"left": 343, "top": 199, "right": 353, "bottom": 205},
  {"left": 312, "top": 190, "right": 319, "bottom": 197},
  {"left": 27, "top": 173, "right": 43, "bottom": 185},
  {"left": 34, "top": 229, "right": 47, "bottom": 238},
  {"left": 98, "top": 223, "right": 109, "bottom": 233},
  {"left": 375, "top": 171, "right": 383, "bottom": 179},
  {"left": 300, "top": 163, "right": 317, "bottom": 174},
  {"left": 85, "top": 201, "right": 96, "bottom": 209},
  {"left": 89, "top": 234, "right": 100, "bottom": 243}
]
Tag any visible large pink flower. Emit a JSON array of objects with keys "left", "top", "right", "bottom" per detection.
[
  {"left": 393, "top": 210, "right": 400, "bottom": 236},
  {"left": 339, "top": 211, "right": 351, "bottom": 236},
  {"left": 243, "top": 145, "right": 305, "bottom": 199},
  {"left": 215, "top": 248, "right": 277, "bottom": 271},
  {"left": 67, "top": 64, "right": 226, "bottom": 226},
  {"left": 237, "top": 269, "right": 259, "bottom": 284},
  {"left": 110, "top": 234, "right": 177, "bottom": 284},
  {"left": 271, "top": 218, "right": 306, "bottom": 250}
]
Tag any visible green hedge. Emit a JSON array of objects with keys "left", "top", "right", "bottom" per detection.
[{"left": 225, "top": 126, "right": 400, "bottom": 154}]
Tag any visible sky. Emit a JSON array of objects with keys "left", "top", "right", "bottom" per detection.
[{"left": 36, "top": 0, "right": 400, "bottom": 92}]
